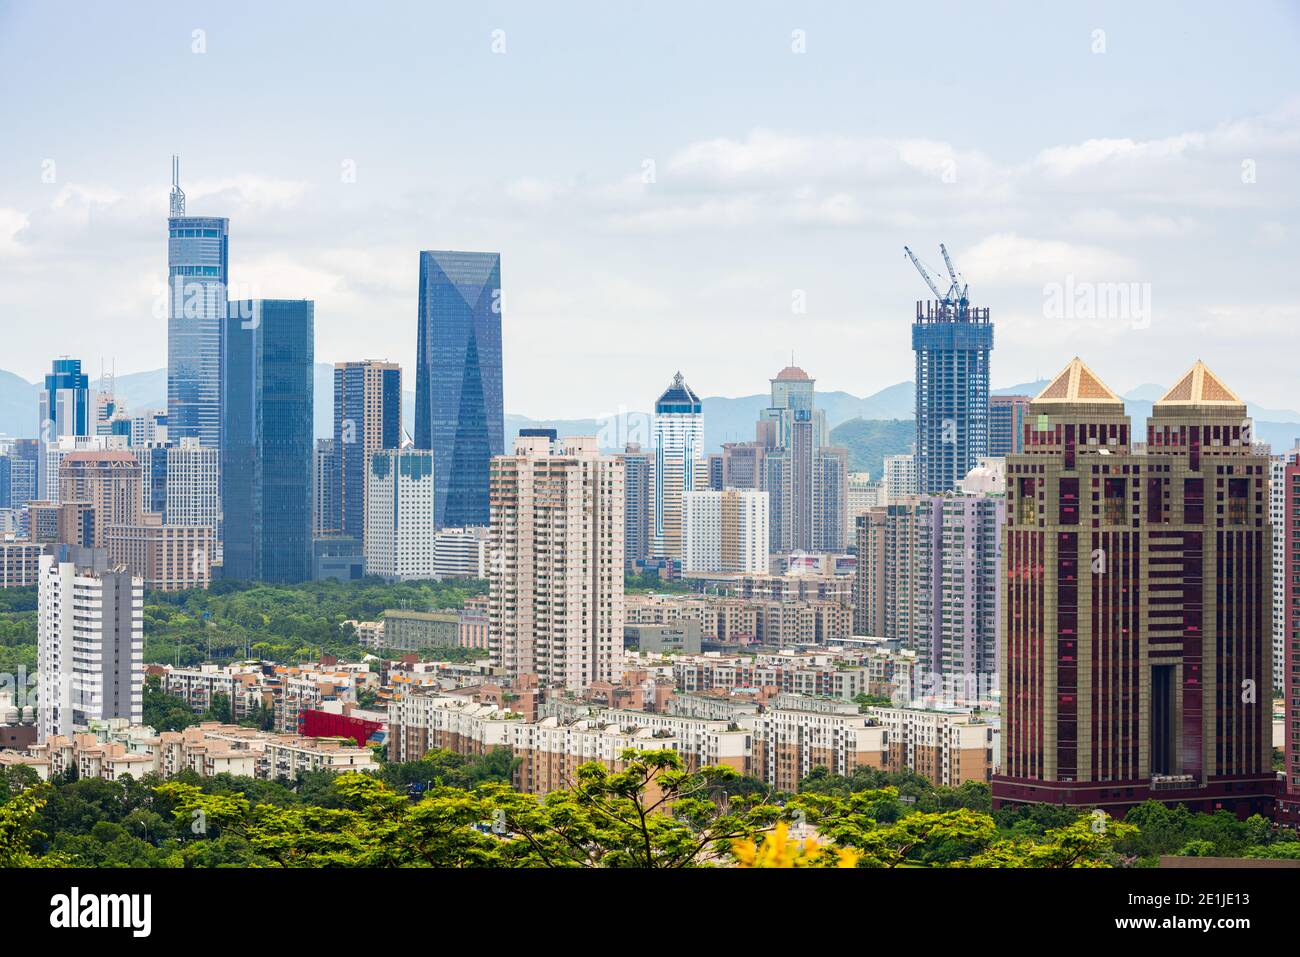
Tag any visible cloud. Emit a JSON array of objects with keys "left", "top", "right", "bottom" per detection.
[{"left": 963, "top": 233, "right": 1140, "bottom": 284}]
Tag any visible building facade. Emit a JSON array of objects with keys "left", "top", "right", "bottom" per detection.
[
  {"left": 682, "top": 488, "right": 770, "bottom": 575},
  {"left": 913, "top": 299, "right": 993, "bottom": 494},
  {"left": 651, "top": 372, "right": 705, "bottom": 565},
  {"left": 37, "top": 549, "right": 143, "bottom": 741},
  {"left": 333, "top": 360, "right": 402, "bottom": 541},
  {"left": 167, "top": 164, "right": 229, "bottom": 450},
  {"left": 222, "top": 299, "right": 314, "bottom": 582},
  {"left": 993, "top": 358, "right": 1275, "bottom": 816},
  {"left": 489, "top": 434, "right": 624, "bottom": 691},
  {"left": 365, "top": 449, "right": 437, "bottom": 581},
  {"left": 414, "top": 250, "right": 504, "bottom": 528}
]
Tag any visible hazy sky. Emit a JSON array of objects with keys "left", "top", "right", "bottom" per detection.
[{"left": 1, "top": 0, "right": 1298, "bottom": 417}]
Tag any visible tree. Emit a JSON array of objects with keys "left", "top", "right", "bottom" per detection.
[
  {"left": 0, "top": 785, "right": 69, "bottom": 867},
  {"left": 964, "top": 817, "right": 1138, "bottom": 868},
  {"left": 481, "top": 749, "right": 782, "bottom": 868}
]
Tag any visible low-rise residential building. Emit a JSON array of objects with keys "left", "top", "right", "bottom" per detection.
[
  {"left": 866, "top": 706, "right": 999, "bottom": 787},
  {"left": 752, "top": 698, "right": 888, "bottom": 792}
]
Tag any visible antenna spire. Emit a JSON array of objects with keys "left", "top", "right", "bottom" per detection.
[{"left": 169, "top": 154, "right": 186, "bottom": 216}]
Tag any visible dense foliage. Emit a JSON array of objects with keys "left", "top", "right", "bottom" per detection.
[
  {"left": 0, "top": 749, "right": 1155, "bottom": 868},
  {"left": 0, "top": 579, "right": 487, "bottom": 671}
]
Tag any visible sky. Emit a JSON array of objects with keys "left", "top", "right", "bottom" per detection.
[{"left": 1, "top": 0, "right": 1298, "bottom": 418}]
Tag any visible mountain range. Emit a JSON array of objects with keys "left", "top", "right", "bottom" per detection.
[{"left": 2, "top": 368, "right": 1298, "bottom": 477}]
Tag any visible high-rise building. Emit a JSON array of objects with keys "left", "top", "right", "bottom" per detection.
[
  {"left": 333, "top": 360, "right": 402, "bottom": 540},
  {"left": 37, "top": 548, "right": 143, "bottom": 742},
  {"left": 846, "top": 471, "right": 884, "bottom": 540},
  {"left": 756, "top": 367, "right": 847, "bottom": 554},
  {"left": 707, "top": 453, "right": 724, "bottom": 491},
  {"left": 37, "top": 358, "right": 90, "bottom": 496},
  {"left": 313, "top": 438, "right": 339, "bottom": 537},
  {"left": 989, "top": 394, "right": 1030, "bottom": 457},
  {"left": 163, "top": 437, "right": 221, "bottom": 563},
  {"left": 167, "top": 159, "right": 229, "bottom": 449},
  {"left": 489, "top": 434, "right": 624, "bottom": 691},
  {"left": 618, "top": 442, "right": 653, "bottom": 569},
  {"left": 880, "top": 494, "right": 1003, "bottom": 695},
  {"left": 913, "top": 298, "right": 993, "bottom": 494},
  {"left": 0, "top": 439, "right": 38, "bottom": 512},
  {"left": 414, "top": 250, "right": 504, "bottom": 529},
  {"left": 993, "top": 358, "right": 1275, "bottom": 816},
  {"left": 365, "top": 449, "right": 436, "bottom": 581},
  {"left": 853, "top": 508, "right": 887, "bottom": 636},
  {"left": 130, "top": 409, "right": 168, "bottom": 448},
  {"left": 683, "top": 488, "right": 770, "bottom": 575},
  {"left": 432, "top": 526, "right": 489, "bottom": 579},
  {"left": 1282, "top": 460, "right": 1300, "bottom": 813},
  {"left": 721, "top": 442, "right": 765, "bottom": 491},
  {"left": 106, "top": 515, "right": 213, "bottom": 592},
  {"left": 651, "top": 372, "right": 705, "bottom": 564},
  {"left": 222, "top": 300, "right": 314, "bottom": 583},
  {"left": 883, "top": 453, "right": 917, "bottom": 505},
  {"left": 1270, "top": 442, "right": 1300, "bottom": 693},
  {"left": 58, "top": 451, "right": 143, "bottom": 548}
]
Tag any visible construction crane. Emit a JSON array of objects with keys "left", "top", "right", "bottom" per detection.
[
  {"left": 903, "top": 245, "right": 947, "bottom": 302},
  {"left": 906, "top": 243, "right": 970, "bottom": 316},
  {"left": 939, "top": 243, "right": 966, "bottom": 303}
]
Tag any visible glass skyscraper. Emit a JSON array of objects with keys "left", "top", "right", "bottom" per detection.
[
  {"left": 221, "top": 300, "right": 314, "bottom": 582},
  {"left": 912, "top": 300, "right": 993, "bottom": 494},
  {"left": 37, "top": 358, "right": 90, "bottom": 497},
  {"left": 167, "top": 163, "right": 229, "bottom": 449},
  {"left": 414, "top": 250, "right": 504, "bottom": 528}
]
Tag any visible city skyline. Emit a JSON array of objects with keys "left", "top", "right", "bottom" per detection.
[{"left": 1, "top": 2, "right": 1297, "bottom": 418}]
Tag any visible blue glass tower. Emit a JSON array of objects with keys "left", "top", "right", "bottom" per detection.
[
  {"left": 222, "top": 300, "right": 314, "bottom": 582},
  {"left": 912, "top": 299, "right": 993, "bottom": 494},
  {"left": 167, "top": 157, "right": 229, "bottom": 449},
  {"left": 415, "top": 251, "right": 504, "bottom": 528},
  {"left": 37, "top": 358, "right": 90, "bottom": 496}
]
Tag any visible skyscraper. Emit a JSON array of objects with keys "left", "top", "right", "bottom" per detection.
[
  {"left": 489, "top": 434, "right": 624, "bottom": 691},
  {"left": 333, "top": 360, "right": 402, "bottom": 540},
  {"left": 651, "top": 372, "right": 705, "bottom": 564},
  {"left": 167, "top": 158, "right": 230, "bottom": 449},
  {"left": 37, "top": 548, "right": 143, "bottom": 742},
  {"left": 415, "top": 250, "right": 504, "bottom": 528},
  {"left": 222, "top": 300, "right": 314, "bottom": 582},
  {"left": 913, "top": 298, "right": 993, "bottom": 494},
  {"left": 37, "top": 358, "right": 89, "bottom": 497},
  {"left": 993, "top": 358, "right": 1275, "bottom": 816}
]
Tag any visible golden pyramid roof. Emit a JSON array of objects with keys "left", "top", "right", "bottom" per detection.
[
  {"left": 1032, "top": 357, "right": 1124, "bottom": 405},
  {"left": 1155, "top": 360, "right": 1243, "bottom": 406}
]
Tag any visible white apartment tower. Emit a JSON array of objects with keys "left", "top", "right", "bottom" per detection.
[
  {"left": 365, "top": 449, "right": 436, "bottom": 581},
  {"left": 651, "top": 372, "right": 705, "bottom": 565},
  {"left": 37, "top": 549, "right": 143, "bottom": 742},
  {"left": 883, "top": 453, "right": 917, "bottom": 505},
  {"left": 489, "top": 434, "right": 625, "bottom": 691},
  {"left": 165, "top": 436, "right": 221, "bottom": 561},
  {"left": 683, "top": 488, "right": 770, "bottom": 575}
]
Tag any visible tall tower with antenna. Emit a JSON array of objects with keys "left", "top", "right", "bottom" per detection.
[{"left": 167, "top": 155, "right": 229, "bottom": 449}]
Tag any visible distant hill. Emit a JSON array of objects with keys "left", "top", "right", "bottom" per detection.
[{"left": 829, "top": 418, "right": 914, "bottom": 477}]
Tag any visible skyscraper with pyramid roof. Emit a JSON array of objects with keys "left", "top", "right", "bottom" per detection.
[
  {"left": 415, "top": 251, "right": 505, "bottom": 528},
  {"left": 993, "top": 357, "right": 1275, "bottom": 816}
]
